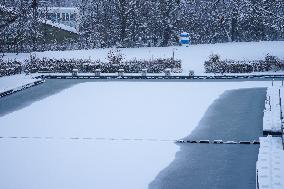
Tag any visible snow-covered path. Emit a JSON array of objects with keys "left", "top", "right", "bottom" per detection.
[{"left": 0, "top": 81, "right": 273, "bottom": 189}]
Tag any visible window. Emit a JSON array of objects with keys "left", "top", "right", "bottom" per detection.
[
  {"left": 46, "top": 13, "right": 56, "bottom": 21},
  {"left": 62, "top": 13, "right": 66, "bottom": 21},
  {"left": 70, "top": 13, "right": 76, "bottom": 21},
  {"left": 57, "top": 13, "right": 60, "bottom": 21},
  {"left": 39, "top": 12, "right": 44, "bottom": 19},
  {"left": 47, "top": 13, "right": 51, "bottom": 20},
  {"left": 66, "top": 13, "right": 69, "bottom": 21},
  {"left": 50, "top": 13, "right": 56, "bottom": 21}
]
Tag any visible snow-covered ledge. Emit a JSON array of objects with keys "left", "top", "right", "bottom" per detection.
[
  {"left": 0, "top": 74, "right": 43, "bottom": 95},
  {"left": 263, "top": 87, "right": 283, "bottom": 135},
  {"left": 257, "top": 136, "right": 284, "bottom": 189}
]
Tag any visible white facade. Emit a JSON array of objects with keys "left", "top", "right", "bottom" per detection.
[{"left": 39, "top": 7, "right": 79, "bottom": 30}]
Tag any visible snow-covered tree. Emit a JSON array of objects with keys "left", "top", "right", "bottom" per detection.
[
  {"left": 1, "top": 0, "right": 284, "bottom": 52},
  {"left": 0, "top": 0, "right": 41, "bottom": 52}
]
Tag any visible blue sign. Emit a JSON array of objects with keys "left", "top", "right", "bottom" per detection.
[{"left": 180, "top": 32, "right": 190, "bottom": 46}]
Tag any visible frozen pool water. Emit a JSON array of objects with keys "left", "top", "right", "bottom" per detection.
[{"left": 0, "top": 80, "right": 271, "bottom": 189}]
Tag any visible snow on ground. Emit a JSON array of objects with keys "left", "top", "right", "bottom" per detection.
[
  {"left": 0, "top": 81, "right": 272, "bottom": 189},
  {"left": 0, "top": 74, "right": 41, "bottom": 93},
  {"left": 3, "top": 41, "right": 284, "bottom": 74},
  {"left": 257, "top": 136, "right": 284, "bottom": 189}
]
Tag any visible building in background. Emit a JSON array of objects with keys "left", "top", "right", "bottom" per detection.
[{"left": 39, "top": 7, "right": 79, "bottom": 31}]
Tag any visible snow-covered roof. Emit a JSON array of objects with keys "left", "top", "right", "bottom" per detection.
[
  {"left": 38, "top": 7, "right": 79, "bottom": 13},
  {"left": 39, "top": 7, "right": 79, "bottom": 10},
  {"left": 40, "top": 19, "right": 78, "bottom": 34},
  {"left": 257, "top": 136, "right": 284, "bottom": 189}
]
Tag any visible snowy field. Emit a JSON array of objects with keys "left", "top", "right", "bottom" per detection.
[
  {"left": 0, "top": 81, "right": 274, "bottom": 189},
  {"left": 3, "top": 41, "right": 284, "bottom": 74},
  {"left": 0, "top": 74, "right": 41, "bottom": 93}
]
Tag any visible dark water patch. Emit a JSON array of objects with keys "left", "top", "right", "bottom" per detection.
[
  {"left": 0, "top": 79, "right": 86, "bottom": 117},
  {"left": 149, "top": 144, "right": 259, "bottom": 189},
  {"left": 186, "top": 88, "right": 266, "bottom": 141},
  {"left": 149, "top": 88, "right": 266, "bottom": 189}
]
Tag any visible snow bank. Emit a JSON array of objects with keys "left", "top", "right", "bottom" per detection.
[
  {"left": 0, "top": 74, "right": 41, "bottom": 94},
  {"left": 3, "top": 41, "right": 284, "bottom": 74},
  {"left": 0, "top": 81, "right": 271, "bottom": 189},
  {"left": 257, "top": 136, "right": 284, "bottom": 189}
]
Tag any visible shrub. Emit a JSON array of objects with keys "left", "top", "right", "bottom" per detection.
[{"left": 204, "top": 54, "right": 284, "bottom": 74}]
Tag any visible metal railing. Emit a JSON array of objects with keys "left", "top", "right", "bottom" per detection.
[{"left": 43, "top": 74, "right": 284, "bottom": 80}]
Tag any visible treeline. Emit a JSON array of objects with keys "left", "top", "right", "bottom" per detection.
[
  {"left": 204, "top": 54, "right": 284, "bottom": 74},
  {"left": 78, "top": 0, "right": 284, "bottom": 48},
  {"left": 1, "top": 0, "right": 284, "bottom": 52}
]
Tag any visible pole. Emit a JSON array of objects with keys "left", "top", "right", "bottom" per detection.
[{"left": 281, "top": 123, "right": 284, "bottom": 150}]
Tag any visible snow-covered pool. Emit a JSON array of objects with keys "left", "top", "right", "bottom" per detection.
[{"left": 0, "top": 81, "right": 274, "bottom": 189}]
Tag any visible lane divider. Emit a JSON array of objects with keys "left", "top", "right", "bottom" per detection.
[
  {"left": 176, "top": 140, "right": 260, "bottom": 145},
  {"left": 0, "top": 136, "right": 260, "bottom": 144}
]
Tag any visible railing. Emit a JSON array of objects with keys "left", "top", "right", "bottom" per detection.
[
  {"left": 43, "top": 74, "right": 284, "bottom": 80},
  {"left": 277, "top": 88, "right": 284, "bottom": 150},
  {"left": 281, "top": 123, "right": 284, "bottom": 150}
]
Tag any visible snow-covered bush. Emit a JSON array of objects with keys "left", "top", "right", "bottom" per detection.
[
  {"left": 107, "top": 49, "right": 124, "bottom": 65},
  {"left": 204, "top": 54, "right": 284, "bottom": 74},
  {"left": 0, "top": 58, "right": 22, "bottom": 77},
  {"left": 264, "top": 54, "right": 282, "bottom": 72},
  {"left": 24, "top": 57, "right": 182, "bottom": 73},
  {"left": 204, "top": 54, "right": 226, "bottom": 74}
]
